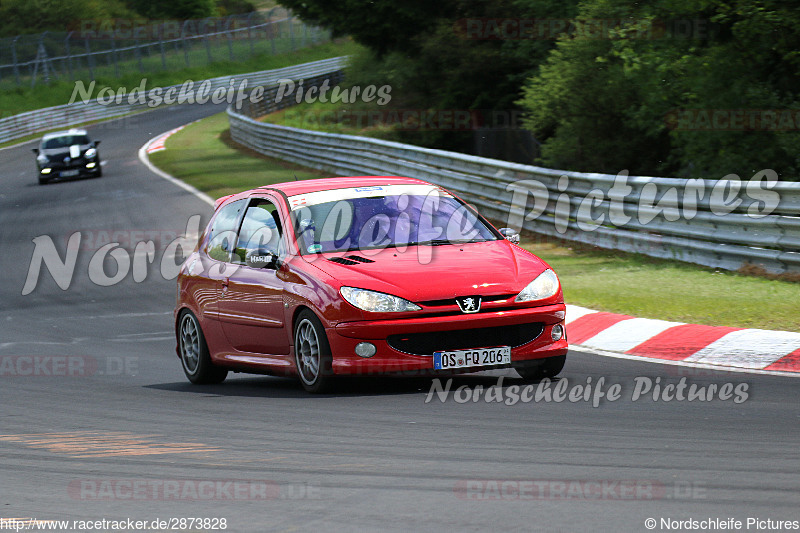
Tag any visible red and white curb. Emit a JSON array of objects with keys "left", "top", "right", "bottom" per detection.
[
  {"left": 566, "top": 305, "right": 800, "bottom": 374},
  {"left": 145, "top": 126, "right": 185, "bottom": 154}
]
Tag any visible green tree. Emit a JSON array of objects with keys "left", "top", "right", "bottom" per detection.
[
  {"left": 125, "top": 0, "right": 216, "bottom": 20},
  {"left": 519, "top": 0, "right": 800, "bottom": 178},
  {"left": 0, "top": 0, "right": 133, "bottom": 35},
  {"left": 278, "top": 0, "right": 446, "bottom": 56},
  {"left": 282, "top": 0, "right": 579, "bottom": 154}
]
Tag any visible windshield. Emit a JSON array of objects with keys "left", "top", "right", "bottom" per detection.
[
  {"left": 42, "top": 135, "right": 90, "bottom": 149},
  {"left": 289, "top": 185, "right": 498, "bottom": 254}
]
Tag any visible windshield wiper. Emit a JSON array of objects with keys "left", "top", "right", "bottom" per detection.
[
  {"left": 410, "top": 239, "right": 488, "bottom": 246},
  {"left": 333, "top": 239, "right": 491, "bottom": 252}
]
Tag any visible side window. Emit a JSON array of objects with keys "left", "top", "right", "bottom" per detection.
[
  {"left": 205, "top": 199, "right": 245, "bottom": 262},
  {"left": 233, "top": 199, "right": 284, "bottom": 265}
]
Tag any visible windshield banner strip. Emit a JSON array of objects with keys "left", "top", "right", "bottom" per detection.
[{"left": 288, "top": 184, "right": 452, "bottom": 210}]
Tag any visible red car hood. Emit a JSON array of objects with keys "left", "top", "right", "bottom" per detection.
[{"left": 305, "top": 240, "right": 552, "bottom": 302}]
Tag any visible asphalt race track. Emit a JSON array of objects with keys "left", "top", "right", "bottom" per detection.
[{"left": 1, "top": 102, "right": 798, "bottom": 533}]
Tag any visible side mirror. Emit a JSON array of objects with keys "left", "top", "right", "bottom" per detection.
[
  {"left": 93, "top": 140, "right": 101, "bottom": 147},
  {"left": 32, "top": 148, "right": 39, "bottom": 154},
  {"left": 498, "top": 228, "right": 520, "bottom": 244},
  {"left": 245, "top": 250, "right": 279, "bottom": 269}
]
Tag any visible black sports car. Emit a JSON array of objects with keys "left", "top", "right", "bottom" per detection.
[{"left": 33, "top": 129, "right": 102, "bottom": 184}]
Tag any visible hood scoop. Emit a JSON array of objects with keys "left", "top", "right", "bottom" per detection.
[{"left": 327, "top": 255, "right": 376, "bottom": 266}]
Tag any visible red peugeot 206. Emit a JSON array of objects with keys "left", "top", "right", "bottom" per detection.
[{"left": 174, "top": 176, "right": 567, "bottom": 392}]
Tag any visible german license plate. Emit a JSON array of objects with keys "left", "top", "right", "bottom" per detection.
[
  {"left": 60, "top": 170, "right": 79, "bottom": 177},
  {"left": 433, "top": 346, "right": 511, "bottom": 370}
]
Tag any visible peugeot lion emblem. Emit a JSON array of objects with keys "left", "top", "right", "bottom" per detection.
[{"left": 455, "top": 296, "right": 481, "bottom": 313}]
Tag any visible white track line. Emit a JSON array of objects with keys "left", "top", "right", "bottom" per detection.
[{"left": 138, "top": 120, "right": 214, "bottom": 207}]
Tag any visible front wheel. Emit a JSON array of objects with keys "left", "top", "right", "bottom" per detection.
[
  {"left": 294, "top": 310, "right": 334, "bottom": 393},
  {"left": 178, "top": 310, "right": 227, "bottom": 384},
  {"left": 514, "top": 354, "right": 566, "bottom": 382}
]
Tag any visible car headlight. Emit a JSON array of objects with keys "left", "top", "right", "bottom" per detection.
[
  {"left": 84, "top": 148, "right": 97, "bottom": 159},
  {"left": 340, "top": 286, "right": 421, "bottom": 312},
  {"left": 515, "top": 269, "right": 560, "bottom": 302},
  {"left": 36, "top": 154, "right": 48, "bottom": 165}
]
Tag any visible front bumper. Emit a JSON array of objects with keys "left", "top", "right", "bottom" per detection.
[
  {"left": 39, "top": 159, "right": 100, "bottom": 178},
  {"left": 326, "top": 303, "right": 567, "bottom": 375}
]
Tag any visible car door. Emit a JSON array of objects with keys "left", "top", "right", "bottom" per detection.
[
  {"left": 197, "top": 198, "right": 246, "bottom": 324},
  {"left": 218, "top": 197, "right": 290, "bottom": 356}
]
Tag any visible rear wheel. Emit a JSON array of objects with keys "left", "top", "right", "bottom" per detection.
[
  {"left": 514, "top": 355, "right": 566, "bottom": 382},
  {"left": 178, "top": 310, "right": 227, "bottom": 384},
  {"left": 294, "top": 310, "right": 334, "bottom": 393}
]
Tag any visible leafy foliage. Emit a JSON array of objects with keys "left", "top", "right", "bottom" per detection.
[
  {"left": 282, "top": 0, "right": 578, "bottom": 153},
  {"left": 0, "top": 0, "right": 247, "bottom": 36},
  {"left": 278, "top": 0, "right": 445, "bottom": 56},
  {"left": 281, "top": 0, "right": 800, "bottom": 178},
  {"left": 519, "top": 0, "right": 800, "bottom": 178},
  {"left": 0, "top": 0, "right": 135, "bottom": 35},
  {"left": 125, "top": 0, "right": 217, "bottom": 20}
]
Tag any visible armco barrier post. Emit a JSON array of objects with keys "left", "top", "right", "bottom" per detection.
[{"left": 12, "top": 36, "right": 21, "bottom": 85}]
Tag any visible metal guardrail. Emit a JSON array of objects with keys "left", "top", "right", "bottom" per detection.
[
  {"left": 227, "top": 106, "right": 800, "bottom": 274},
  {"left": 0, "top": 57, "right": 348, "bottom": 146}
]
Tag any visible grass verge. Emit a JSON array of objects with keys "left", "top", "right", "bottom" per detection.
[
  {"left": 148, "top": 112, "right": 330, "bottom": 200},
  {"left": 260, "top": 100, "right": 398, "bottom": 138},
  {"left": 522, "top": 240, "right": 799, "bottom": 332},
  {"left": 149, "top": 112, "right": 800, "bottom": 332}
]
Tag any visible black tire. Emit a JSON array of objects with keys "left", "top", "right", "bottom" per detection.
[
  {"left": 38, "top": 176, "right": 48, "bottom": 185},
  {"left": 294, "top": 309, "right": 335, "bottom": 393},
  {"left": 514, "top": 354, "right": 566, "bottom": 382},
  {"left": 177, "top": 310, "right": 227, "bottom": 384},
  {"left": 95, "top": 166, "right": 103, "bottom": 178}
]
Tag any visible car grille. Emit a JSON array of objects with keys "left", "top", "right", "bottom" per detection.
[
  {"left": 418, "top": 294, "right": 516, "bottom": 308},
  {"left": 48, "top": 157, "right": 87, "bottom": 170},
  {"left": 387, "top": 322, "right": 544, "bottom": 356}
]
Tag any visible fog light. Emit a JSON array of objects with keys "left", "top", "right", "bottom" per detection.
[
  {"left": 355, "top": 342, "right": 376, "bottom": 358},
  {"left": 86, "top": 162, "right": 96, "bottom": 169},
  {"left": 551, "top": 324, "right": 564, "bottom": 342},
  {"left": 41, "top": 168, "right": 51, "bottom": 174}
]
